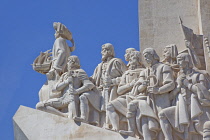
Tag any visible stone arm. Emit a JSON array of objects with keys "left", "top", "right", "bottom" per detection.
[
  {"left": 117, "top": 74, "right": 132, "bottom": 95},
  {"left": 90, "top": 64, "right": 101, "bottom": 87},
  {"left": 75, "top": 80, "right": 95, "bottom": 95},
  {"left": 185, "top": 74, "right": 206, "bottom": 93},
  {"left": 55, "top": 73, "right": 69, "bottom": 91},
  {"left": 158, "top": 67, "right": 175, "bottom": 94},
  {"left": 110, "top": 60, "right": 127, "bottom": 86},
  {"left": 75, "top": 70, "right": 95, "bottom": 95},
  {"left": 137, "top": 71, "right": 147, "bottom": 93}
]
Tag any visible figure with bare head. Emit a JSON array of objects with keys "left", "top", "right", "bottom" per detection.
[
  {"left": 91, "top": 43, "right": 127, "bottom": 127},
  {"left": 106, "top": 51, "right": 144, "bottom": 132},
  {"left": 124, "top": 48, "right": 136, "bottom": 66},
  {"left": 120, "top": 48, "right": 175, "bottom": 140}
]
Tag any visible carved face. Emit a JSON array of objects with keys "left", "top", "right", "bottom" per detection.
[
  {"left": 101, "top": 47, "right": 112, "bottom": 61},
  {"left": 54, "top": 32, "right": 60, "bottom": 39},
  {"left": 124, "top": 48, "right": 136, "bottom": 61},
  {"left": 129, "top": 52, "right": 138, "bottom": 66},
  {"left": 67, "top": 59, "right": 76, "bottom": 70},
  {"left": 163, "top": 47, "right": 171, "bottom": 60},
  {"left": 124, "top": 49, "right": 131, "bottom": 61},
  {"left": 177, "top": 57, "right": 187, "bottom": 69},
  {"left": 143, "top": 52, "right": 154, "bottom": 66}
]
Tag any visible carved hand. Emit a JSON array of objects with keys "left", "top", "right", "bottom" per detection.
[
  {"left": 46, "top": 68, "right": 55, "bottom": 80},
  {"left": 185, "top": 40, "right": 191, "bottom": 48},
  {"left": 129, "top": 79, "right": 137, "bottom": 87},
  {"left": 183, "top": 79, "right": 189, "bottom": 87},
  {"left": 104, "top": 76, "right": 112, "bottom": 86},
  {"left": 176, "top": 74, "right": 186, "bottom": 87}
]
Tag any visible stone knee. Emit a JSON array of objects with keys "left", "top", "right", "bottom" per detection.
[
  {"left": 36, "top": 102, "right": 45, "bottom": 110},
  {"left": 126, "top": 102, "right": 137, "bottom": 118},
  {"left": 79, "top": 95, "right": 88, "bottom": 104},
  {"left": 106, "top": 103, "right": 115, "bottom": 112}
]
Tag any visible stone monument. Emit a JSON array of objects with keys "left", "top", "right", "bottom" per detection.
[
  {"left": 13, "top": 1, "right": 210, "bottom": 140},
  {"left": 139, "top": 0, "right": 210, "bottom": 72}
]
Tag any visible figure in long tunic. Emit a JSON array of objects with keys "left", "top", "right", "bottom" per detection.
[
  {"left": 120, "top": 48, "right": 175, "bottom": 140},
  {"left": 106, "top": 51, "right": 144, "bottom": 132},
  {"left": 38, "top": 22, "right": 75, "bottom": 101},
  {"left": 159, "top": 53, "right": 210, "bottom": 140},
  {"left": 47, "top": 22, "right": 75, "bottom": 80},
  {"left": 91, "top": 43, "right": 127, "bottom": 127}
]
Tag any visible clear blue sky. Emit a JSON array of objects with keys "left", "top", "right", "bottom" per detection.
[{"left": 0, "top": 0, "right": 139, "bottom": 139}]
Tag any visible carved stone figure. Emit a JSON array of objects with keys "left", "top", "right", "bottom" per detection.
[
  {"left": 34, "top": 22, "right": 75, "bottom": 101},
  {"left": 162, "top": 44, "right": 178, "bottom": 66},
  {"left": 91, "top": 43, "right": 127, "bottom": 127},
  {"left": 106, "top": 51, "right": 144, "bottom": 132},
  {"left": 47, "top": 22, "right": 75, "bottom": 80},
  {"left": 124, "top": 48, "right": 136, "bottom": 67},
  {"left": 119, "top": 48, "right": 175, "bottom": 140},
  {"left": 159, "top": 53, "right": 210, "bottom": 140},
  {"left": 36, "top": 56, "right": 100, "bottom": 124}
]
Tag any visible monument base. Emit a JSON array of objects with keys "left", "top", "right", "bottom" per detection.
[{"left": 13, "top": 106, "right": 139, "bottom": 140}]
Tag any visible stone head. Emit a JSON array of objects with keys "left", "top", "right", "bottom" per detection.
[
  {"left": 176, "top": 53, "right": 193, "bottom": 69},
  {"left": 101, "top": 43, "right": 115, "bottom": 61},
  {"left": 163, "top": 44, "right": 178, "bottom": 63},
  {"left": 53, "top": 22, "right": 72, "bottom": 41},
  {"left": 129, "top": 51, "right": 142, "bottom": 66},
  {"left": 67, "top": 55, "right": 80, "bottom": 70},
  {"left": 124, "top": 48, "right": 136, "bottom": 61},
  {"left": 143, "top": 48, "right": 160, "bottom": 66}
]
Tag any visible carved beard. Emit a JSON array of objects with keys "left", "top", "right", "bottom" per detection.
[
  {"left": 102, "top": 53, "right": 111, "bottom": 62},
  {"left": 124, "top": 54, "right": 129, "bottom": 61},
  {"left": 67, "top": 64, "right": 76, "bottom": 70},
  {"left": 144, "top": 59, "right": 152, "bottom": 67}
]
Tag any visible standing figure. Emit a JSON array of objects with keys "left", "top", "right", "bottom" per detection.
[
  {"left": 120, "top": 48, "right": 175, "bottom": 140},
  {"left": 91, "top": 43, "right": 127, "bottom": 127},
  {"left": 159, "top": 53, "right": 210, "bottom": 140},
  {"left": 36, "top": 56, "right": 100, "bottom": 125},
  {"left": 38, "top": 22, "right": 75, "bottom": 101},
  {"left": 106, "top": 51, "right": 144, "bottom": 132},
  {"left": 47, "top": 22, "right": 75, "bottom": 80}
]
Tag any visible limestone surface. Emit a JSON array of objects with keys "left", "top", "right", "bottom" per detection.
[{"left": 13, "top": 106, "right": 139, "bottom": 140}]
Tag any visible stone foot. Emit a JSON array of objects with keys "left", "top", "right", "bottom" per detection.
[
  {"left": 73, "top": 117, "right": 86, "bottom": 123},
  {"left": 119, "top": 130, "right": 134, "bottom": 137},
  {"left": 102, "top": 123, "right": 110, "bottom": 129}
]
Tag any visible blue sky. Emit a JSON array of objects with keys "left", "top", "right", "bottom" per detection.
[{"left": 0, "top": 0, "right": 139, "bottom": 139}]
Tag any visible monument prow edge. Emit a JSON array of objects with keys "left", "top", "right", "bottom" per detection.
[{"left": 13, "top": 106, "right": 140, "bottom": 140}]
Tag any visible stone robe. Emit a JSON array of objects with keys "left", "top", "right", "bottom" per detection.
[
  {"left": 91, "top": 58, "right": 127, "bottom": 110},
  {"left": 161, "top": 70, "right": 210, "bottom": 137},
  {"left": 139, "top": 62, "right": 175, "bottom": 114},
  {"left": 46, "top": 69, "right": 101, "bottom": 123},
  {"left": 110, "top": 68, "right": 143, "bottom": 117},
  {"left": 122, "top": 62, "right": 175, "bottom": 138},
  {"left": 52, "top": 37, "right": 71, "bottom": 73}
]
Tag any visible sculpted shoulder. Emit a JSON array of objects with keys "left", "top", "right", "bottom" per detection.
[
  {"left": 75, "top": 69, "right": 89, "bottom": 80},
  {"left": 157, "top": 62, "right": 173, "bottom": 73}
]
